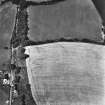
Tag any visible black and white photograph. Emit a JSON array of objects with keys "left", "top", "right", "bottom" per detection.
[{"left": 0, "top": 0, "right": 105, "bottom": 105}]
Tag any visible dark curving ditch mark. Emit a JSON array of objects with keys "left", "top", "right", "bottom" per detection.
[
  {"left": 0, "top": 0, "right": 66, "bottom": 9},
  {"left": 22, "top": 0, "right": 66, "bottom": 8},
  {"left": 21, "top": 38, "right": 105, "bottom": 47},
  {"left": 0, "top": 0, "right": 21, "bottom": 6}
]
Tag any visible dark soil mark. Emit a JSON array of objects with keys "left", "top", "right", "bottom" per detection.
[{"left": 21, "top": 38, "right": 105, "bottom": 47}]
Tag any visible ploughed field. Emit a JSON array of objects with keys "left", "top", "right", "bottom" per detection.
[{"left": 25, "top": 42, "right": 105, "bottom": 105}]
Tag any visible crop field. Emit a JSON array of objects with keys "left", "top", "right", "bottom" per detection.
[
  {"left": 25, "top": 42, "right": 105, "bottom": 105},
  {"left": 28, "top": 0, "right": 102, "bottom": 42},
  {"left": 0, "top": 3, "right": 16, "bottom": 105}
]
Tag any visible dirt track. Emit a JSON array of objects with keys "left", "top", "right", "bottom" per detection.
[{"left": 25, "top": 42, "right": 105, "bottom": 105}]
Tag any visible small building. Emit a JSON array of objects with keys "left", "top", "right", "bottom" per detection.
[{"left": 3, "top": 79, "right": 10, "bottom": 85}]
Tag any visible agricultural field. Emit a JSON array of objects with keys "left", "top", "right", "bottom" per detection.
[
  {"left": 0, "top": 3, "right": 16, "bottom": 105},
  {"left": 28, "top": 0, "right": 102, "bottom": 42},
  {"left": 0, "top": 2, "right": 16, "bottom": 66},
  {"left": 25, "top": 42, "right": 105, "bottom": 105}
]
